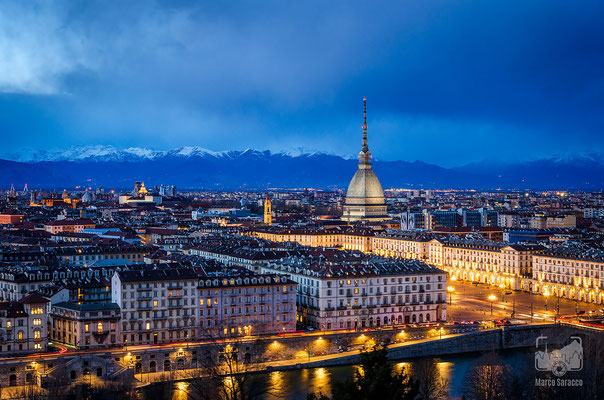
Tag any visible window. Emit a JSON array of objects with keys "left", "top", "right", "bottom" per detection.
[
  {"left": 153, "top": 300, "right": 158, "bottom": 307},
  {"left": 6, "top": 321, "right": 11, "bottom": 329},
  {"left": 33, "top": 319, "right": 41, "bottom": 326},
  {"left": 85, "top": 324, "right": 89, "bottom": 332},
  {"left": 18, "top": 331, "right": 23, "bottom": 340},
  {"left": 34, "top": 330, "right": 41, "bottom": 339},
  {"left": 97, "top": 322, "right": 103, "bottom": 333},
  {"left": 146, "top": 322, "right": 151, "bottom": 330},
  {"left": 31, "top": 307, "right": 44, "bottom": 315}
]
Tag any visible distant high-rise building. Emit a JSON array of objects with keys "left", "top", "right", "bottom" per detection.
[
  {"left": 264, "top": 194, "right": 272, "bottom": 225},
  {"left": 460, "top": 209, "right": 482, "bottom": 227},
  {"left": 401, "top": 211, "right": 425, "bottom": 230},
  {"left": 343, "top": 98, "right": 388, "bottom": 222},
  {"left": 426, "top": 211, "right": 460, "bottom": 229}
]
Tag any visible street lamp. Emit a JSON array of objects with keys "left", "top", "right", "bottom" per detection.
[
  {"left": 447, "top": 286, "right": 455, "bottom": 306},
  {"left": 544, "top": 290, "right": 549, "bottom": 312},
  {"left": 488, "top": 294, "right": 497, "bottom": 316}
]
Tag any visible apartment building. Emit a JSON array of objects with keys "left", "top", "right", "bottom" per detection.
[
  {"left": 0, "top": 293, "right": 49, "bottom": 354},
  {"left": 261, "top": 254, "right": 447, "bottom": 330},
  {"left": 49, "top": 302, "right": 121, "bottom": 349},
  {"left": 112, "top": 268, "right": 199, "bottom": 346},
  {"left": 530, "top": 245, "right": 604, "bottom": 304},
  {"left": 196, "top": 273, "right": 297, "bottom": 337},
  {"left": 112, "top": 266, "right": 298, "bottom": 345},
  {"left": 371, "top": 232, "right": 433, "bottom": 260},
  {"left": 54, "top": 245, "right": 152, "bottom": 266},
  {"left": 43, "top": 219, "right": 95, "bottom": 234},
  {"left": 429, "top": 237, "right": 543, "bottom": 290}
]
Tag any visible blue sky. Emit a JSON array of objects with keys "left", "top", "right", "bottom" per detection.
[{"left": 1, "top": 0, "right": 603, "bottom": 166}]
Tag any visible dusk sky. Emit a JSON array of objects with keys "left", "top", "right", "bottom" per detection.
[{"left": 1, "top": 1, "right": 604, "bottom": 166}]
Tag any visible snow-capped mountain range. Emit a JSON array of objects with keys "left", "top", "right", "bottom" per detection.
[
  {"left": 0, "top": 145, "right": 603, "bottom": 189},
  {"left": 1, "top": 145, "right": 346, "bottom": 163}
]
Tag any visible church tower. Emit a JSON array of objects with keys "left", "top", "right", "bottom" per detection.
[
  {"left": 342, "top": 97, "right": 388, "bottom": 222},
  {"left": 263, "top": 194, "right": 272, "bottom": 225}
]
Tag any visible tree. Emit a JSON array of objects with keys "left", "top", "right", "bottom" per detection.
[
  {"left": 182, "top": 333, "right": 274, "bottom": 400},
  {"left": 413, "top": 358, "right": 448, "bottom": 400},
  {"left": 308, "top": 344, "right": 419, "bottom": 400},
  {"left": 462, "top": 352, "right": 509, "bottom": 400}
]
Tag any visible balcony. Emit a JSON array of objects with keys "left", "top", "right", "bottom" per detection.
[
  {"left": 167, "top": 303, "right": 182, "bottom": 309},
  {"left": 137, "top": 287, "right": 152, "bottom": 292}
]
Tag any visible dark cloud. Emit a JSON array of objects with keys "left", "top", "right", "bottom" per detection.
[{"left": 1, "top": 0, "right": 603, "bottom": 166}]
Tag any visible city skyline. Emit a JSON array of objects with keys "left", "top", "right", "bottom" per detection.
[{"left": 2, "top": 1, "right": 604, "bottom": 166}]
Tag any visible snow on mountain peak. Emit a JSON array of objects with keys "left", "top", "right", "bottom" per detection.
[{"left": 0, "top": 145, "right": 355, "bottom": 163}]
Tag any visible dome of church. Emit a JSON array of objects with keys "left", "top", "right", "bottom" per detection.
[
  {"left": 345, "top": 168, "right": 385, "bottom": 205},
  {"left": 81, "top": 191, "right": 92, "bottom": 203},
  {"left": 342, "top": 97, "right": 388, "bottom": 222}
]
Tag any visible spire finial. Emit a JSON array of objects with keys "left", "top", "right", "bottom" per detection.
[
  {"left": 362, "top": 97, "right": 368, "bottom": 152},
  {"left": 358, "top": 96, "right": 372, "bottom": 167}
]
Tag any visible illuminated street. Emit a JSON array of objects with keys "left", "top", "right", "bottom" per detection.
[{"left": 447, "top": 280, "right": 602, "bottom": 323}]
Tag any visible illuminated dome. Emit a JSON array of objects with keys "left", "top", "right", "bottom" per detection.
[
  {"left": 346, "top": 168, "right": 385, "bottom": 204},
  {"left": 343, "top": 98, "right": 388, "bottom": 222}
]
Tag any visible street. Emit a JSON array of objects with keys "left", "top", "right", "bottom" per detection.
[{"left": 447, "top": 280, "right": 602, "bottom": 323}]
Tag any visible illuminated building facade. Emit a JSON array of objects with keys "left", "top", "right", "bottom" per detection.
[
  {"left": 0, "top": 294, "right": 49, "bottom": 354},
  {"left": 261, "top": 255, "right": 447, "bottom": 330},
  {"left": 529, "top": 246, "right": 604, "bottom": 304}
]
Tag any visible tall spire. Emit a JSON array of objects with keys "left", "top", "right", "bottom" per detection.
[
  {"left": 362, "top": 96, "right": 368, "bottom": 152},
  {"left": 358, "top": 96, "right": 372, "bottom": 167}
]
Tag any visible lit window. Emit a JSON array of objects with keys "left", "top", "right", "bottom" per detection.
[
  {"left": 146, "top": 322, "right": 151, "bottom": 330},
  {"left": 34, "top": 343, "right": 41, "bottom": 349},
  {"left": 199, "top": 299, "right": 204, "bottom": 306},
  {"left": 153, "top": 300, "right": 158, "bottom": 307},
  {"left": 85, "top": 324, "right": 89, "bottom": 332},
  {"left": 34, "top": 330, "right": 41, "bottom": 339},
  {"left": 97, "top": 322, "right": 103, "bottom": 333},
  {"left": 18, "top": 331, "right": 23, "bottom": 340},
  {"left": 33, "top": 318, "right": 41, "bottom": 326},
  {"left": 7, "top": 321, "right": 11, "bottom": 329}
]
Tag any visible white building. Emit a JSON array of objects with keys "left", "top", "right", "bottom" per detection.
[{"left": 261, "top": 254, "right": 447, "bottom": 330}]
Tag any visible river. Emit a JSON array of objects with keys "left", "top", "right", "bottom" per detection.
[{"left": 139, "top": 348, "right": 533, "bottom": 400}]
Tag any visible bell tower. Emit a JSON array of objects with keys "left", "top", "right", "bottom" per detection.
[{"left": 264, "top": 194, "right": 272, "bottom": 225}]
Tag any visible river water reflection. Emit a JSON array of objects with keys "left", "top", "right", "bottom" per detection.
[{"left": 140, "top": 349, "right": 532, "bottom": 400}]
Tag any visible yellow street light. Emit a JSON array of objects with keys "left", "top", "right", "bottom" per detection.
[{"left": 488, "top": 294, "right": 497, "bottom": 316}]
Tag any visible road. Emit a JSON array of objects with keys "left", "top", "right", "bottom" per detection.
[{"left": 447, "top": 280, "right": 602, "bottom": 323}]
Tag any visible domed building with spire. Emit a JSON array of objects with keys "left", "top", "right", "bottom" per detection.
[{"left": 343, "top": 97, "right": 388, "bottom": 222}]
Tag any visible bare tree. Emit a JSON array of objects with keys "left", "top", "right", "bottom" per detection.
[
  {"left": 181, "top": 329, "right": 276, "bottom": 400},
  {"left": 413, "top": 358, "right": 448, "bottom": 400},
  {"left": 463, "top": 352, "right": 509, "bottom": 400}
]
